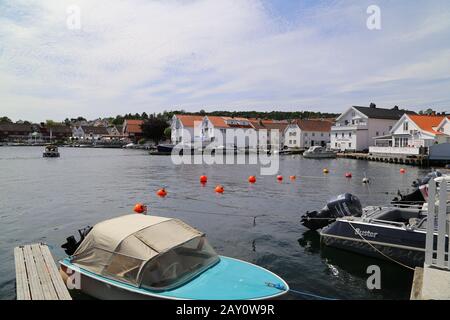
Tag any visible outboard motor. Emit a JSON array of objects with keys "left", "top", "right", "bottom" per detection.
[
  {"left": 61, "top": 226, "right": 92, "bottom": 256},
  {"left": 392, "top": 171, "right": 442, "bottom": 206},
  {"left": 301, "top": 193, "right": 362, "bottom": 231}
]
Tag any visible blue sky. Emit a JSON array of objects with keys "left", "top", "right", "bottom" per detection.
[{"left": 0, "top": 0, "right": 449, "bottom": 121}]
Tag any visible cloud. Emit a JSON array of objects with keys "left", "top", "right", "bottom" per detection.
[{"left": 0, "top": 0, "right": 449, "bottom": 121}]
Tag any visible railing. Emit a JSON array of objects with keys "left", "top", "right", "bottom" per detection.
[
  {"left": 369, "top": 146, "right": 422, "bottom": 155},
  {"left": 425, "top": 177, "right": 450, "bottom": 270}
]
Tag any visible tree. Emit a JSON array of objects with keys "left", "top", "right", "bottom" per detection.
[
  {"left": 141, "top": 116, "right": 168, "bottom": 144},
  {"left": 0, "top": 116, "right": 12, "bottom": 123},
  {"left": 164, "top": 127, "right": 171, "bottom": 139}
]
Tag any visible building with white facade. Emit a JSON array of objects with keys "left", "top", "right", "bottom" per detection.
[
  {"left": 202, "top": 116, "right": 257, "bottom": 149},
  {"left": 370, "top": 114, "right": 450, "bottom": 155},
  {"left": 284, "top": 119, "right": 333, "bottom": 149},
  {"left": 170, "top": 115, "right": 204, "bottom": 145},
  {"left": 331, "top": 104, "right": 414, "bottom": 151}
]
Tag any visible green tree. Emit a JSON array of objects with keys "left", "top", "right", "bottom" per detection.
[
  {"left": 141, "top": 116, "right": 168, "bottom": 144},
  {"left": 164, "top": 127, "right": 171, "bottom": 139},
  {"left": 0, "top": 116, "right": 12, "bottom": 123}
]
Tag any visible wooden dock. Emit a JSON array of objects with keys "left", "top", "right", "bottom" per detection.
[
  {"left": 337, "top": 152, "right": 429, "bottom": 166},
  {"left": 14, "top": 243, "right": 72, "bottom": 300}
]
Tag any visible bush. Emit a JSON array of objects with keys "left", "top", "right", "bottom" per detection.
[{"left": 138, "top": 138, "right": 147, "bottom": 145}]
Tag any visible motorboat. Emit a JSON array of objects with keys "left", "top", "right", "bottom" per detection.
[
  {"left": 301, "top": 193, "right": 449, "bottom": 267},
  {"left": 303, "top": 146, "right": 337, "bottom": 159},
  {"left": 156, "top": 144, "right": 175, "bottom": 153},
  {"left": 60, "top": 214, "right": 289, "bottom": 300},
  {"left": 43, "top": 145, "right": 60, "bottom": 157},
  {"left": 392, "top": 170, "right": 442, "bottom": 206}
]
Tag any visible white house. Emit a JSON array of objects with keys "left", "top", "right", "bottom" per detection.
[
  {"left": 436, "top": 116, "right": 450, "bottom": 143},
  {"left": 331, "top": 104, "right": 414, "bottom": 151},
  {"left": 370, "top": 114, "right": 450, "bottom": 155},
  {"left": 171, "top": 115, "right": 204, "bottom": 145},
  {"left": 72, "top": 125, "right": 109, "bottom": 140},
  {"left": 284, "top": 119, "right": 332, "bottom": 149},
  {"left": 202, "top": 116, "right": 258, "bottom": 149}
]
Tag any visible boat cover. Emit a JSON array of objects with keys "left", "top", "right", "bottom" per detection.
[{"left": 71, "top": 214, "right": 204, "bottom": 285}]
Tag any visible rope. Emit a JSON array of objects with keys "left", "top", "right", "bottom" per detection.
[
  {"left": 346, "top": 221, "right": 415, "bottom": 271},
  {"left": 266, "top": 282, "right": 338, "bottom": 300}
]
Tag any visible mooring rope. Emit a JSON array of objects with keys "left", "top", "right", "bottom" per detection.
[
  {"left": 265, "top": 282, "right": 338, "bottom": 300},
  {"left": 346, "top": 221, "right": 416, "bottom": 271}
]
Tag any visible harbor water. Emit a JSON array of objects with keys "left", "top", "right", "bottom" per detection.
[{"left": 0, "top": 147, "right": 431, "bottom": 299}]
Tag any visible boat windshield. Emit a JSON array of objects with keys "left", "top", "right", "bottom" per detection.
[{"left": 139, "top": 236, "right": 219, "bottom": 290}]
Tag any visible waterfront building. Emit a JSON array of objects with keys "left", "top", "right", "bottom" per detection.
[
  {"left": 170, "top": 115, "right": 204, "bottom": 145},
  {"left": 39, "top": 124, "right": 72, "bottom": 142},
  {"left": 72, "top": 125, "right": 109, "bottom": 141},
  {"left": 0, "top": 123, "right": 33, "bottom": 142},
  {"left": 331, "top": 103, "right": 415, "bottom": 152},
  {"left": 284, "top": 119, "right": 333, "bottom": 149},
  {"left": 202, "top": 116, "right": 258, "bottom": 149},
  {"left": 122, "top": 119, "right": 144, "bottom": 143},
  {"left": 370, "top": 114, "right": 450, "bottom": 156},
  {"left": 248, "top": 119, "right": 288, "bottom": 150}
]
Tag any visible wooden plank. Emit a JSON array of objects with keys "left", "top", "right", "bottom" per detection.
[
  {"left": 23, "top": 245, "right": 45, "bottom": 300},
  {"left": 30, "top": 244, "right": 58, "bottom": 300},
  {"left": 425, "top": 179, "right": 436, "bottom": 265},
  {"left": 14, "top": 247, "right": 31, "bottom": 300},
  {"left": 40, "top": 245, "right": 72, "bottom": 300}
]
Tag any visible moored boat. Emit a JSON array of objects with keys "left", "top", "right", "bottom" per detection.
[
  {"left": 60, "top": 214, "right": 289, "bottom": 300},
  {"left": 303, "top": 146, "right": 337, "bottom": 159}
]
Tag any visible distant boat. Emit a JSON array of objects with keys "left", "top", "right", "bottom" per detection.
[
  {"left": 43, "top": 145, "right": 60, "bottom": 158},
  {"left": 303, "top": 146, "right": 337, "bottom": 159},
  {"left": 60, "top": 214, "right": 289, "bottom": 300},
  {"left": 156, "top": 144, "right": 175, "bottom": 153}
]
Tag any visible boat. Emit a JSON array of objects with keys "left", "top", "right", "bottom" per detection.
[
  {"left": 156, "top": 144, "right": 175, "bottom": 153},
  {"left": 300, "top": 192, "right": 449, "bottom": 267},
  {"left": 303, "top": 146, "right": 337, "bottom": 158},
  {"left": 43, "top": 145, "right": 60, "bottom": 158},
  {"left": 59, "top": 214, "right": 289, "bottom": 300},
  {"left": 392, "top": 170, "right": 442, "bottom": 206}
]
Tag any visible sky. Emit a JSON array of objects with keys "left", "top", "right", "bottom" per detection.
[{"left": 0, "top": 0, "right": 449, "bottom": 122}]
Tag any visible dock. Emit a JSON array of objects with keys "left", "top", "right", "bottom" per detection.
[
  {"left": 337, "top": 152, "right": 428, "bottom": 166},
  {"left": 14, "top": 243, "right": 72, "bottom": 300}
]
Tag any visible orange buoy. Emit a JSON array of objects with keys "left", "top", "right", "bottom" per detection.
[
  {"left": 133, "top": 203, "right": 147, "bottom": 214},
  {"left": 277, "top": 175, "right": 283, "bottom": 182},
  {"left": 400, "top": 168, "right": 406, "bottom": 174},
  {"left": 200, "top": 175, "right": 208, "bottom": 184},
  {"left": 156, "top": 188, "right": 167, "bottom": 197},
  {"left": 323, "top": 168, "right": 329, "bottom": 174},
  {"left": 248, "top": 176, "right": 256, "bottom": 184},
  {"left": 215, "top": 185, "right": 224, "bottom": 193},
  {"left": 345, "top": 172, "right": 352, "bottom": 178},
  {"left": 290, "top": 175, "right": 296, "bottom": 180}
]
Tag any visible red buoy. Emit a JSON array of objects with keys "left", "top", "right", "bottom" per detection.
[
  {"left": 290, "top": 175, "right": 296, "bottom": 181},
  {"left": 345, "top": 172, "right": 352, "bottom": 178},
  {"left": 200, "top": 175, "right": 208, "bottom": 184},
  {"left": 133, "top": 203, "right": 147, "bottom": 214},
  {"left": 400, "top": 168, "right": 406, "bottom": 174},
  {"left": 277, "top": 175, "right": 283, "bottom": 182},
  {"left": 157, "top": 188, "right": 167, "bottom": 197},
  {"left": 248, "top": 176, "right": 256, "bottom": 184},
  {"left": 215, "top": 185, "right": 224, "bottom": 193}
]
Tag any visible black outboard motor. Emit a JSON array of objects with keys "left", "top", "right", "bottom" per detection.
[
  {"left": 61, "top": 226, "right": 92, "bottom": 256},
  {"left": 392, "top": 170, "right": 442, "bottom": 206},
  {"left": 301, "top": 193, "right": 362, "bottom": 231}
]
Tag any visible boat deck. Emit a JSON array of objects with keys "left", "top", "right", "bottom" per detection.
[{"left": 14, "top": 243, "right": 72, "bottom": 300}]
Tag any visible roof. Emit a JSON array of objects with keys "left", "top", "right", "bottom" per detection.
[
  {"left": 206, "top": 116, "right": 229, "bottom": 128},
  {"left": 407, "top": 115, "right": 446, "bottom": 135},
  {"left": 353, "top": 106, "right": 415, "bottom": 120},
  {"left": 124, "top": 119, "right": 144, "bottom": 134},
  {"left": 260, "top": 122, "right": 288, "bottom": 131},
  {"left": 72, "top": 214, "right": 203, "bottom": 278},
  {"left": 175, "top": 115, "right": 204, "bottom": 128},
  {"left": 81, "top": 126, "right": 109, "bottom": 135},
  {"left": 0, "top": 123, "right": 33, "bottom": 132},
  {"left": 295, "top": 119, "right": 333, "bottom": 132},
  {"left": 44, "top": 125, "right": 72, "bottom": 134}
]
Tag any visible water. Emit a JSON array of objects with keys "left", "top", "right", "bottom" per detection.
[{"left": 0, "top": 147, "right": 430, "bottom": 300}]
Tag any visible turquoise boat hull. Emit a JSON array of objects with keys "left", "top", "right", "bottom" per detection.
[{"left": 60, "top": 256, "right": 289, "bottom": 300}]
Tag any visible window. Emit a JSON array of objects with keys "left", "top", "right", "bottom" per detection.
[
  {"left": 349, "top": 132, "right": 352, "bottom": 137},
  {"left": 312, "top": 133, "right": 315, "bottom": 137},
  {"left": 335, "top": 143, "right": 338, "bottom": 147},
  {"left": 321, "top": 133, "right": 323, "bottom": 137},
  {"left": 376, "top": 131, "right": 379, "bottom": 136},
  {"left": 335, "top": 133, "right": 338, "bottom": 138},
  {"left": 352, "top": 112, "right": 356, "bottom": 117},
  {"left": 349, "top": 143, "right": 352, "bottom": 148},
  {"left": 293, "top": 140, "right": 296, "bottom": 144},
  {"left": 342, "top": 133, "right": 344, "bottom": 138},
  {"left": 403, "top": 122, "right": 408, "bottom": 131}
]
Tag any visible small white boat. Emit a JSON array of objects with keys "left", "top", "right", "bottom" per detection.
[
  {"left": 60, "top": 214, "right": 289, "bottom": 300},
  {"left": 43, "top": 145, "right": 60, "bottom": 158},
  {"left": 303, "top": 146, "right": 337, "bottom": 159}
]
